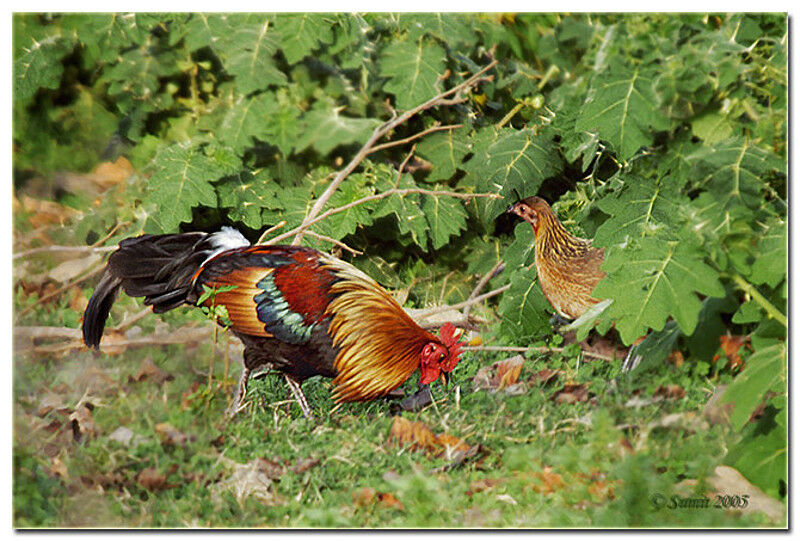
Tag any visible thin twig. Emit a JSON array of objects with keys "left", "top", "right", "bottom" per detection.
[
  {"left": 256, "top": 220, "right": 287, "bottom": 245},
  {"left": 266, "top": 188, "right": 500, "bottom": 246},
  {"left": 13, "top": 245, "right": 117, "bottom": 260},
  {"left": 16, "top": 265, "right": 105, "bottom": 318},
  {"left": 368, "top": 123, "right": 463, "bottom": 154},
  {"left": 302, "top": 230, "right": 363, "bottom": 256},
  {"left": 91, "top": 221, "right": 130, "bottom": 247},
  {"left": 463, "top": 345, "right": 616, "bottom": 363},
  {"left": 291, "top": 60, "right": 498, "bottom": 245},
  {"left": 111, "top": 307, "right": 152, "bottom": 332},
  {"left": 463, "top": 260, "right": 505, "bottom": 319},
  {"left": 413, "top": 284, "right": 511, "bottom": 320}
]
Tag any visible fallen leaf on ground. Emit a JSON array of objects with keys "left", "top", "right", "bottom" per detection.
[
  {"left": 466, "top": 478, "right": 502, "bottom": 496},
  {"left": 473, "top": 355, "right": 525, "bottom": 392},
  {"left": 155, "top": 423, "right": 188, "bottom": 446},
  {"left": 581, "top": 335, "right": 627, "bottom": 361},
  {"left": 668, "top": 350, "right": 685, "bottom": 367},
  {"left": 706, "top": 466, "right": 785, "bottom": 523},
  {"left": 130, "top": 358, "right": 174, "bottom": 385},
  {"left": 654, "top": 384, "right": 686, "bottom": 400},
  {"left": 137, "top": 468, "right": 167, "bottom": 492},
  {"left": 528, "top": 368, "right": 560, "bottom": 386},
  {"left": 212, "top": 459, "right": 282, "bottom": 506},
  {"left": 530, "top": 467, "right": 565, "bottom": 494},
  {"left": 715, "top": 334, "right": 750, "bottom": 370},
  {"left": 69, "top": 404, "right": 97, "bottom": 441},
  {"left": 290, "top": 457, "right": 320, "bottom": 475},
  {"left": 108, "top": 426, "right": 135, "bottom": 446},
  {"left": 550, "top": 383, "right": 590, "bottom": 404},
  {"left": 89, "top": 157, "right": 134, "bottom": 188},
  {"left": 353, "top": 487, "right": 404, "bottom": 510},
  {"left": 389, "top": 417, "right": 470, "bottom": 458}
]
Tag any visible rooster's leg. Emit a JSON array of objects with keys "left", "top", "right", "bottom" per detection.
[
  {"left": 284, "top": 375, "right": 313, "bottom": 419},
  {"left": 227, "top": 366, "right": 251, "bottom": 418}
]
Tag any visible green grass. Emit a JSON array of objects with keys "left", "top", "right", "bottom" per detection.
[{"left": 12, "top": 314, "right": 782, "bottom": 528}]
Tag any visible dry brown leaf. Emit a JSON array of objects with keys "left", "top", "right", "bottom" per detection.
[
  {"left": 89, "top": 157, "right": 134, "bottom": 188},
  {"left": 466, "top": 478, "right": 502, "bottom": 497},
  {"left": 68, "top": 286, "right": 89, "bottom": 313},
  {"left": 654, "top": 384, "right": 686, "bottom": 400},
  {"left": 528, "top": 368, "right": 560, "bottom": 386},
  {"left": 388, "top": 416, "right": 470, "bottom": 457},
  {"left": 550, "top": 383, "right": 590, "bottom": 404},
  {"left": 211, "top": 459, "right": 282, "bottom": 506},
  {"left": 69, "top": 404, "right": 97, "bottom": 441},
  {"left": 530, "top": 467, "right": 565, "bottom": 494},
  {"left": 108, "top": 426, "right": 135, "bottom": 446},
  {"left": 668, "top": 350, "right": 685, "bottom": 368},
  {"left": 716, "top": 334, "right": 750, "bottom": 370},
  {"left": 137, "top": 467, "right": 167, "bottom": 492},
  {"left": 587, "top": 480, "right": 614, "bottom": 501},
  {"left": 18, "top": 195, "right": 78, "bottom": 228},
  {"left": 155, "top": 422, "right": 188, "bottom": 446},
  {"left": 353, "top": 487, "right": 404, "bottom": 510},
  {"left": 130, "top": 358, "right": 174, "bottom": 385},
  {"left": 290, "top": 457, "right": 320, "bottom": 475},
  {"left": 473, "top": 355, "right": 525, "bottom": 392}
]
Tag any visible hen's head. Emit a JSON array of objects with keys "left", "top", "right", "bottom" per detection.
[
  {"left": 419, "top": 323, "right": 464, "bottom": 385},
  {"left": 507, "top": 196, "right": 552, "bottom": 237}
]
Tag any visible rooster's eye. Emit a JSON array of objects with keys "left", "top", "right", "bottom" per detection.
[{"left": 439, "top": 353, "right": 445, "bottom": 361}]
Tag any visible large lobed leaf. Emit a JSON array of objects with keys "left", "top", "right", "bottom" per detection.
[
  {"left": 379, "top": 39, "right": 446, "bottom": 110},
  {"left": 594, "top": 238, "right": 725, "bottom": 344}
]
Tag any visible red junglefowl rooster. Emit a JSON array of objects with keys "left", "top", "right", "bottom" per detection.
[
  {"left": 82, "top": 227, "right": 464, "bottom": 417},
  {"left": 508, "top": 196, "right": 641, "bottom": 372}
]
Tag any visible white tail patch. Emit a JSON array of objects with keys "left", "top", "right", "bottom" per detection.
[{"left": 201, "top": 227, "right": 251, "bottom": 266}]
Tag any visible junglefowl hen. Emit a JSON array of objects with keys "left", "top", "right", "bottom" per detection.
[
  {"left": 508, "top": 196, "right": 641, "bottom": 372},
  {"left": 508, "top": 196, "right": 605, "bottom": 320},
  {"left": 82, "top": 227, "right": 464, "bottom": 417}
]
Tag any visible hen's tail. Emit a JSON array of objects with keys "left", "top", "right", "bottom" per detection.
[{"left": 82, "top": 228, "right": 249, "bottom": 349}]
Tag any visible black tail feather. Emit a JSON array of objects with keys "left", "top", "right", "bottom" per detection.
[
  {"left": 82, "top": 232, "right": 213, "bottom": 349},
  {"left": 82, "top": 272, "right": 122, "bottom": 349}
]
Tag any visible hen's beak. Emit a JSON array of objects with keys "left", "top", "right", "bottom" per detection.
[{"left": 441, "top": 371, "right": 450, "bottom": 387}]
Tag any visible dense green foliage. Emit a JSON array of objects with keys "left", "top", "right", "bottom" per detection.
[{"left": 14, "top": 13, "right": 786, "bottom": 527}]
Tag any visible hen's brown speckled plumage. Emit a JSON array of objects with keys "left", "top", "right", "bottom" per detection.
[{"left": 509, "top": 196, "right": 605, "bottom": 320}]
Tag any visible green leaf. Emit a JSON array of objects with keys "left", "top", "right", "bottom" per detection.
[
  {"left": 372, "top": 173, "right": 429, "bottom": 248},
  {"left": 14, "top": 34, "right": 75, "bottom": 102},
  {"left": 594, "top": 239, "right": 725, "bottom": 344},
  {"left": 316, "top": 180, "right": 374, "bottom": 241},
  {"left": 416, "top": 128, "right": 470, "bottom": 183},
  {"left": 722, "top": 342, "right": 786, "bottom": 431},
  {"left": 62, "top": 13, "right": 147, "bottom": 64},
  {"left": 503, "top": 222, "right": 536, "bottom": 271},
  {"left": 275, "top": 13, "right": 335, "bottom": 64},
  {"left": 296, "top": 102, "right": 380, "bottom": 156},
  {"left": 217, "top": 94, "right": 274, "bottom": 155},
  {"left": 214, "top": 15, "right": 287, "bottom": 94},
  {"left": 687, "top": 137, "right": 784, "bottom": 210},
  {"left": 145, "top": 142, "right": 242, "bottom": 232},
  {"left": 398, "top": 13, "right": 478, "bottom": 50},
  {"left": 499, "top": 267, "right": 552, "bottom": 343},
  {"left": 183, "top": 13, "right": 232, "bottom": 52},
  {"left": 217, "top": 170, "right": 281, "bottom": 230},
  {"left": 593, "top": 176, "right": 688, "bottom": 246},
  {"left": 379, "top": 39, "right": 446, "bottom": 110},
  {"left": 469, "top": 128, "right": 563, "bottom": 220},
  {"left": 690, "top": 110, "right": 734, "bottom": 145},
  {"left": 749, "top": 217, "right": 786, "bottom": 289},
  {"left": 422, "top": 194, "right": 468, "bottom": 250},
  {"left": 575, "top": 61, "right": 669, "bottom": 161}
]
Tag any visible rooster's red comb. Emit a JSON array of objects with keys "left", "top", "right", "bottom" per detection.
[{"left": 438, "top": 322, "right": 464, "bottom": 372}]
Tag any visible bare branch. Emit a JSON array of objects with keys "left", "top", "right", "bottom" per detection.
[
  {"left": 463, "top": 344, "right": 617, "bottom": 363},
  {"left": 291, "top": 60, "right": 498, "bottom": 245},
  {"left": 13, "top": 245, "right": 117, "bottom": 260},
  {"left": 368, "top": 123, "right": 463, "bottom": 155},
  {"left": 265, "top": 188, "right": 500, "bottom": 246},
  {"left": 256, "top": 220, "right": 287, "bottom": 245},
  {"left": 302, "top": 230, "right": 363, "bottom": 256},
  {"left": 16, "top": 265, "right": 105, "bottom": 318},
  {"left": 463, "top": 260, "right": 505, "bottom": 319},
  {"left": 413, "top": 284, "right": 511, "bottom": 319}
]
